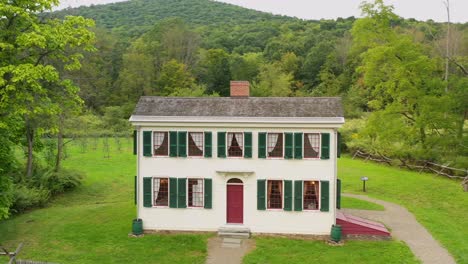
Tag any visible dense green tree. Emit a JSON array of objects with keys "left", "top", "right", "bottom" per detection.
[
  {"left": 0, "top": 0, "right": 95, "bottom": 177},
  {"left": 251, "top": 64, "right": 293, "bottom": 97},
  {"left": 158, "top": 60, "right": 196, "bottom": 96},
  {"left": 195, "top": 49, "right": 231, "bottom": 96}
]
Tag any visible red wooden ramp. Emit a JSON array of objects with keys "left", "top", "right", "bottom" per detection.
[{"left": 336, "top": 212, "right": 391, "bottom": 237}]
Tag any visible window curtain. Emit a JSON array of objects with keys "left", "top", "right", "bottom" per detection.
[
  {"left": 235, "top": 133, "right": 243, "bottom": 150},
  {"left": 228, "top": 133, "right": 234, "bottom": 147},
  {"left": 308, "top": 134, "right": 319, "bottom": 153},
  {"left": 304, "top": 134, "right": 318, "bottom": 157},
  {"left": 267, "top": 134, "right": 279, "bottom": 156},
  {"left": 153, "top": 178, "right": 160, "bottom": 202},
  {"left": 154, "top": 132, "right": 167, "bottom": 154},
  {"left": 267, "top": 181, "right": 273, "bottom": 208},
  {"left": 192, "top": 133, "right": 203, "bottom": 151},
  {"left": 188, "top": 133, "right": 203, "bottom": 156},
  {"left": 192, "top": 180, "right": 203, "bottom": 207}
]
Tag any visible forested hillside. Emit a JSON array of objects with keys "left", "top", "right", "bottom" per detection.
[
  {"left": 1, "top": 0, "right": 466, "bottom": 219},
  {"left": 53, "top": 1, "right": 467, "bottom": 170}
]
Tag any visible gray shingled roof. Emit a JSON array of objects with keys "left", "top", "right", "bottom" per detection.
[{"left": 132, "top": 96, "right": 343, "bottom": 118}]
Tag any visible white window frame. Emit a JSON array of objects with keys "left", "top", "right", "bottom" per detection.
[
  {"left": 187, "top": 178, "right": 204, "bottom": 208},
  {"left": 266, "top": 179, "right": 284, "bottom": 210},
  {"left": 226, "top": 132, "right": 245, "bottom": 158},
  {"left": 152, "top": 131, "right": 170, "bottom": 157},
  {"left": 266, "top": 132, "right": 284, "bottom": 159},
  {"left": 303, "top": 180, "right": 321, "bottom": 211},
  {"left": 303, "top": 133, "right": 321, "bottom": 160},
  {"left": 152, "top": 177, "right": 170, "bottom": 208},
  {"left": 187, "top": 132, "right": 204, "bottom": 158}
]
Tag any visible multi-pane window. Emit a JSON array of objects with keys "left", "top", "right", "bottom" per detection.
[
  {"left": 188, "top": 179, "right": 204, "bottom": 207},
  {"left": 304, "top": 133, "right": 320, "bottom": 158},
  {"left": 227, "top": 132, "right": 243, "bottom": 157},
  {"left": 267, "top": 133, "right": 283, "bottom": 158},
  {"left": 188, "top": 132, "right": 204, "bottom": 156},
  {"left": 267, "top": 180, "right": 283, "bottom": 209},
  {"left": 153, "top": 178, "right": 169, "bottom": 206},
  {"left": 154, "top": 132, "right": 169, "bottom": 156},
  {"left": 303, "top": 181, "right": 319, "bottom": 210}
]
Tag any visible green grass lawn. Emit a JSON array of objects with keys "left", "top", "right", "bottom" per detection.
[
  {"left": 0, "top": 139, "right": 208, "bottom": 264},
  {"left": 339, "top": 156, "right": 468, "bottom": 264},
  {"left": 243, "top": 238, "right": 419, "bottom": 264},
  {"left": 1, "top": 141, "right": 465, "bottom": 263},
  {"left": 341, "top": 196, "right": 385, "bottom": 211}
]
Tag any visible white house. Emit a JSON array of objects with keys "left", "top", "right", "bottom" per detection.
[{"left": 129, "top": 81, "right": 344, "bottom": 236}]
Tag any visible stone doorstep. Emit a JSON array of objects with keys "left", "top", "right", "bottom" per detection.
[
  {"left": 218, "top": 232, "right": 251, "bottom": 239},
  {"left": 221, "top": 243, "right": 241, "bottom": 248},
  {"left": 223, "top": 238, "right": 243, "bottom": 244},
  {"left": 218, "top": 226, "right": 251, "bottom": 233}
]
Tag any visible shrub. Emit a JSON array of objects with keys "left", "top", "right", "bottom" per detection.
[
  {"left": 11, "top": 185, "right": 50, "bottom": 213},
  {"left": 0, "top": 176, "right": 13, "bottom": 220},
  {"left": 39, "top": 169, "right": 84, "bottom": 195}
]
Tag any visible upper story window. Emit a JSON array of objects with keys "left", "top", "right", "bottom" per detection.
[
  {"left": 304, "top": 133, "right": 320, "bottom": 158},
  {"left": 188, "top": 178, "right": 204, "bottom": 207},
  {"left": 227, "top": 132, "right": 243, "bottom": 157},
  {"left": 153, "top": 178, "right": 169, "bottom": 206},
  {"left": 188, "top": 132, "right": 203, "bottom": 157},
  {"left": 303, "top": 180, "right": 319, "bottom": 210},
  {"left": 154, "top": 132, "right": 169, "bottom": 156},
  {"left": 267, "top": 180, "right": 283, "bottom": 209},
  {"left": 267, "top": 133, "right": 283, "bottom": 158}
]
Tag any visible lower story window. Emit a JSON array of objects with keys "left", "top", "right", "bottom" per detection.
[
  {"left": 303, "top": 181, "right": 319, "bottom": 210},
  {"left": 188, "top": 179, "right": 204, "bottom": 207},
  {"left": 153, "top": 178, "right": 169, "bottom": 206},
  {"left": 267, "top": 180, "right": 283, "bottom": 209}
]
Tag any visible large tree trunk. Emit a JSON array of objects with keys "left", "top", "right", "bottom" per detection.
[{"left": 25, "top": 123, "right": 34, "bottom": 178}]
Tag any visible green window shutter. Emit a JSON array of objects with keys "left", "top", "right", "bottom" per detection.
[
  {"left": 169, "top": 131, "right": 178, "bottom": 157},
  {"left": 321, "top": 133, "right": 330, "bottom": 160},
  {"left": 294, "top": 133, "right": 303, "bottom": 159},
  {"left": 320, "top": 180, "right": 330, "bottom": 212},
  {"left": 134, "top": 175, "right": 137, "bottom": 205},
  {"left": 258, "top": 132, "right": 266, "bottom": 158},
  {"left": 336, "top": 179, "right": 341, "bottom": 209},
  {"left": 143, "top": 131, "right": 152, "bottom": 157},
  {"left": 177, "top": 178, "right": 187, "bottom": 208},
  {"left": 257, "top": 179, "right": 266, "bottom": 210},
  {"left": 284, "top": 180, "right": 293, "bottom": 211},
  {"left": 169, "top": 178, "right": 178, "bottom": 208},
  {"left": 178, "top": 131, "right": 187, "bottom": 157},
  {"left": 337, "top": 132, "right": 342, "bottom": 158},
  {"left": 204, "top": 132, "right": 212, "bottom": 158},
  {"left": 294, "top": 180, "right": 303, "bottom": 211},
  {"left": 204, "top": 178, "right": 212, "bottom": 209},
  {"left": 217, "top": 132, "right": 226, "bottom": 158},
  {"left": 244, "top": 132, "right": 252, "bottom": 158},
  {"left": 143, "top": 177, "right": 152, "bottom": 207},
  {"left": 133, "top": 130, "right": 137, "bottom": 155},
  {"left": 284, "top": 133, "right": 293, "bottom": 159}
]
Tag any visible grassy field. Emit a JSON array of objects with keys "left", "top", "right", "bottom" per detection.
[
  {"left": 339, "top": 156, "right": 468, "bottom": 264},
  {"left": 0, "top": 139, "right": 208, "bottom": 264},
  {"left": 342, "top": 196, "right": 385, "bottom": 211},
  {"left": 1, "top": 140, "right": 465, "bottom": 263},
  {"left": 243, "top": 238, "right": 419, "bottom": 264}
]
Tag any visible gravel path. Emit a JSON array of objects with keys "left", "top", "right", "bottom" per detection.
[
  {"left": 205, "top": 237, "right": 255, "bottom": 264},
  {"left": 342, "top": 193, "right": 456, "bottom": 264}
]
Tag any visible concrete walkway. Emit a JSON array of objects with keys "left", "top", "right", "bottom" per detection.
[
  {"left": 206, "top": 237, "right": 255, "bottom": 264},
  {"left": 342, "top": 193, "right": 456, "bottom": 264}
]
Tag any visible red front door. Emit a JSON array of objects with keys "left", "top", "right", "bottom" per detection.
[{"left": 227, "top": 184, "right": 243, "bottom": 224}]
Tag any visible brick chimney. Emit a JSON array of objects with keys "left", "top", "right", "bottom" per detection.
[{"left": 230, "top": 81, "right": 250, "bottom": 98}]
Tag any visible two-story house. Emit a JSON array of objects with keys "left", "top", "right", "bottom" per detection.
[{"left": 129, "top": 81, "right": 344, "bottom": 236}]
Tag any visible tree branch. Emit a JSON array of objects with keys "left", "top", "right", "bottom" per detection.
[{"left": 449, "top": 58, "right": 468, "bottom": 75}]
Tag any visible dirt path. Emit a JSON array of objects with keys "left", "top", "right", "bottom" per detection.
[
  {"left": 205, "top": 237, "right": 255, "bottom": 264},
  {"left": 342, "top": 193, "right": 456, "bottom": 264}
]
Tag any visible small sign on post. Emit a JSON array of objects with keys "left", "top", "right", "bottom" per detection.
[{"left": 361, "top": 177, "right": 369, "bottom": 192}]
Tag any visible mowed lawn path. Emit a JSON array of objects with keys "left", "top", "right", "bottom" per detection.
[{"left": 0, "top": 140, "right": 208, "bottom": 264}]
